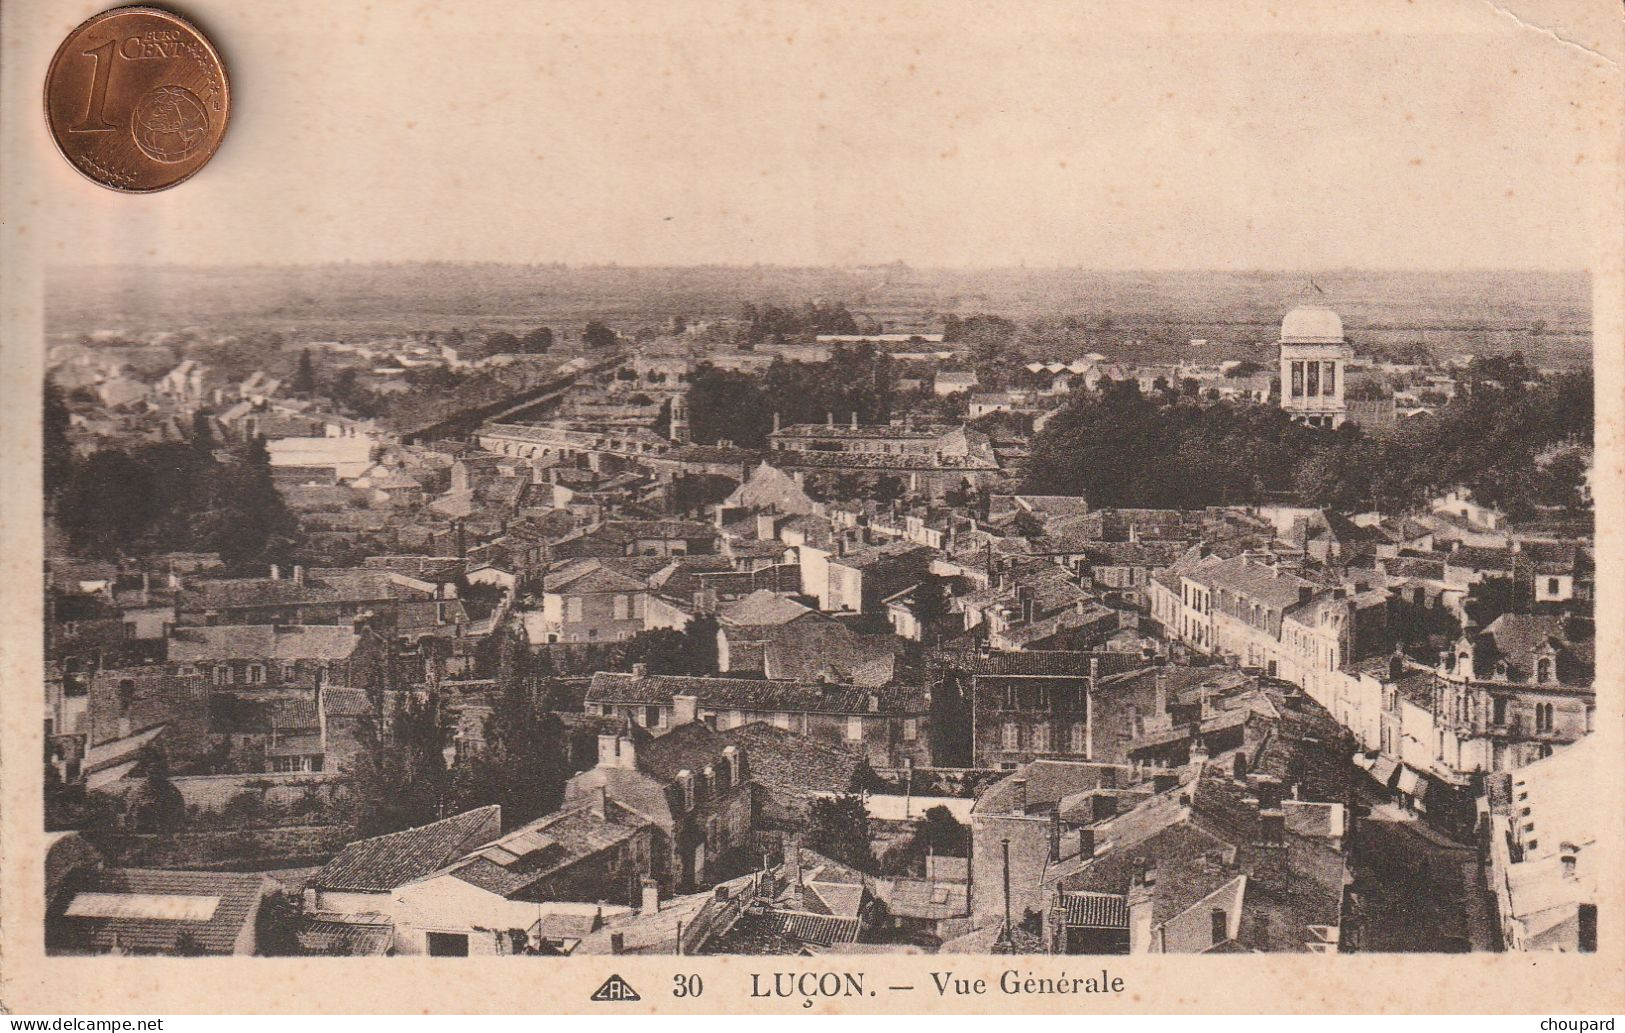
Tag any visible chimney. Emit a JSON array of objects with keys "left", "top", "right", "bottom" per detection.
[
  {"left": 596, "top": 733, "right": 619, "bottom": 768},
  {"left": 631, "top": 662, "right": 648, "bottom": 678},
  {"left": 1258, "top": 809, "right": 1286, "bottom": 846},
  {"left": 593, "top": 785, "right": 608, "bottom": 819},
  {"left": 610, "top": 932, "right": 625, "bottom": 954},
  {"left": 850, "top": 411, "right": 858, "bottom": 430},
  {"left": 640, "top": 877, "right": 660, "bottom": 914},
  {"left": 269, "top": 564, "right": 281, "bottom": 581},
  {"left": 672, "top": 694, "right": 699, "bottom": 728},
  {"left": 826, "top": 411, "right": 834, "bottom": 427},
  {"left": 722, "top": 744, "right": 740, "bottom": 785},
  {"left": 1012, "top": 775, "right": 1029, "bottom": 813},
  {"left": 772, "top": 412, "right": 781, "bottom": 433},
  {"left": 617, "top": 735, "right": 637, "bottom": 770},
  {"left": 1298, "top": 585, "right": 1313, "bottom": 605},
  {"left": 1154, "top": 670, "right": 1168, "bottom": 715},
  {"left": 1248, "top": 774, "right": 1284, "bottom": 810},
  {"left": 140, "top": 572, "right": 151, "bottom": 605},
  {"left": 1048, "top": 809, "right": 1062, "bottom": 861},
  {"left": 1077, "top": 828, "right": 1096, "bottom": 860}
]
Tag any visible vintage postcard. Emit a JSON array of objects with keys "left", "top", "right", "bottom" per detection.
[{"left": 1, "top": 0, "right": 1621, "bottom": 1016}]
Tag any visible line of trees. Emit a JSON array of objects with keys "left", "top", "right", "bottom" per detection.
[
  {"left": 1023, "top": 361, "right": 1592, "bottom": 517},
  {"left": 683, "top": 344, "right": 901, "bottom": 448},
  {"left": 738, "top": 301, "right": 860, "bottom": 344}
]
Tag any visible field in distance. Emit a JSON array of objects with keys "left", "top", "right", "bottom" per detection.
[{"left": 46, "top": 264, "right": 1591, "bottom": 368}]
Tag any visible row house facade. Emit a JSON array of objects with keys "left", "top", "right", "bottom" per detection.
[{"left": 584, "top": 668, "right": 931, "bottom": 768}]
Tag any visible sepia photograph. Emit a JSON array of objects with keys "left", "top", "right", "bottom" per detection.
[{"left": 2, "top": 0, "right": 1621, "bottom": 1017}]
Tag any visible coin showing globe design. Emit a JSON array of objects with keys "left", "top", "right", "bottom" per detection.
[
  {"left": 131, "top": 85, "right": 209, "bottom": 162},
  {"left": 43, "top": 7, "right": 230, "bottom": 192}
]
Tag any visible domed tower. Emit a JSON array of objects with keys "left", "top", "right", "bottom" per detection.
[{"left": 1279, "top": 304, "right": 1350, "bottom": 428}]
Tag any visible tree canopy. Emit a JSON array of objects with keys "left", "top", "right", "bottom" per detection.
[
  {"left": 683, "top": 344, "right": 901, "bottom": 449},
  {"left": 807, "top": 794, "right": 876, "bottom": 874},
  {"left": 1022, "top": 368, "right": 1592, "bottom": 518}
]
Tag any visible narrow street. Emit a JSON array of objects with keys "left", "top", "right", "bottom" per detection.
[{"left": 1346, "top": 797, "right": 1499, "bottom": 953}]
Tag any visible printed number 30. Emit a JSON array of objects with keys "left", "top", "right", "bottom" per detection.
[{"left": 673, "top": 974, "right": 704, "bottom": 998}]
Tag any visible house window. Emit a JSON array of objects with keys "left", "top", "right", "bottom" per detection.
[
  {"left": 846, "top": 716, "right": 863, "bottom": 741},
  {"left": 1535, "top": 703, "right": 1554, "bottom": 734},
  {"left": 426, "top": 932, "right": 469, "bottom": 956},
  {"left": 903, "top": 718, "right": 917, "bottom": 741},
  {"left": 1031, "top": 724, "right": 1050, "bottom": 753},
  {"left": 1070, "top": 722, "right": 1086, "bottom": 753},
  {"left": 645, "top": 705, "right": 661, "bottom": 728},
  {"left": 1546, "top": 578, "right": 1560, "bottom": 596},
  {"left": 246, "top": 664, "right": 265, "bottom": 684},
  {"left": 213, "top": 665, "right": 232, "bottom": 685},
  {"left": 1493, "top": 697, "right": 1508, "bottom": 726},
  {"left": 1002, "top": 722, "right": 1020, "bottom": 750}
]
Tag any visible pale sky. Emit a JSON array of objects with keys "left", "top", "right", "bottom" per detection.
[{"left": 5, "top": 0, "right": 1620, "bottom": 269}]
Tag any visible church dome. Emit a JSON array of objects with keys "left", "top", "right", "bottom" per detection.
[{"left": 1280, "top": 305, "right": 1344, "bottom": 344}]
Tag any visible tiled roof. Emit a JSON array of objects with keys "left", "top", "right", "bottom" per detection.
[
  {"left": 445, "top": 804, "right": 647, "bottom": 898},
  {"left": 768, "top": 909, "right": 861, "bottom": 945},
  {"left": 1188, "top": 556, "right": 1318, "bottom": 610},
  {"left": 48, "top": 868, "right": 271, "bottom": 955},
  {"left": 178, "top": 570, "right": 401, "bottom": 609},
  {"left": 166, "top": 625, "right": 361, "bottom": 662},
  {"left": 312, "top": 806, "right": 501, "bottom": 892},
  {"left": 632, "top": 722, "right": 739, "bottom": 784},
  {"left": 886, "top": 878, "right": 969, "bottom": 920},
  {"left": 1064, "top": 891, "right": 1130, "bottom": 928},
  {"left": 546, "top": 558, "right": 651, "bottom": 595},
  {"left": 938, "top": 649, "right": 1145, "bottom": 678},
  {"left": 718, "top": 589, "right": 817, "bottom": 627},
  {"left": 589, "top": 672, "right": 920, "bottom": 717},
  {"left": 713, "top": 722, "right": 865, "bottom": 795},
  {"left": 976, "top": 760, "right": 1130, "bottom": 815}
]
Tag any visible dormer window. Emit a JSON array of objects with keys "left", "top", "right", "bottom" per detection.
[
  {"left": 1493, "top": 660, "right": 1508, "bottom": 681},
  {"left": 1536, "top": 657, "right": 1555, "bottom": 684}
]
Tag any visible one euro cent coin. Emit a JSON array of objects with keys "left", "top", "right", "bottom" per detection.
[{"left": 44, "top": 6, "right": 230, "bottom": 192}]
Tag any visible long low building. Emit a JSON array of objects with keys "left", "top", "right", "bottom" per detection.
[{"left": 584, "top": 668, "right": 931, "bottom": 768}]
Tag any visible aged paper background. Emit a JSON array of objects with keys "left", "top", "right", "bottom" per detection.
[{"left": 2, "top": 0, "right": 1622, "bottom": 1013}]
